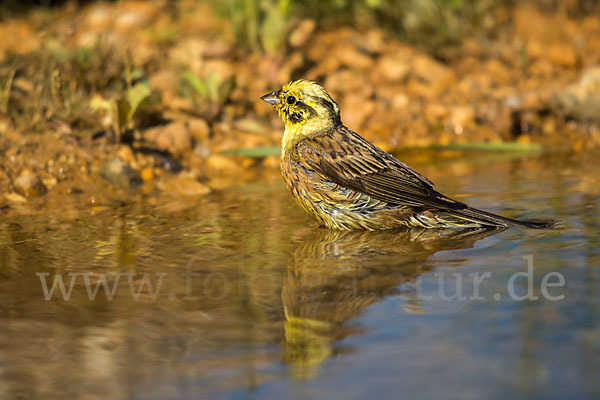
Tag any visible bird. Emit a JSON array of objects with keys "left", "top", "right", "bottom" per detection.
[{"left": 261, "top": 79, "right": 557, "bottom": 231}]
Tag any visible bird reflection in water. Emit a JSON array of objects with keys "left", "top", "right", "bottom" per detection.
[{"left": 281, "top": 227, "right": 504, "bottom": 379}]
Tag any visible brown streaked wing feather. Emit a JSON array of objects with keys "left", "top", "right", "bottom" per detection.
[{"left": 298, "top": 126, "right": 467, "bottom": 211}]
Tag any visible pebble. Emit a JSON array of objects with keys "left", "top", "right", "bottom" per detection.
[
  {"left": 376, "top": 54, "right": 411, "bottom": 82},
  {"left": 551, "top": 67, "right": 600, "bottom": 124},
  {"left": 425, "top": 103, "right": 449, "bottom": 124},
  {"left": 100, "top": 159, "right": 142, "bottom": 188},
  {"left": 4, "top": 193, "right": 26, "bottom": 203},
  {"left": 151, "top": 151, "right": 183, "bottom": 173},
  {"left": 144, "top": 122, "right": 193, "bottom": 153},
  {"left": 188, "top": 118, "right": 211, "bottom": 143},
  {"left": 412, "top": 55, "right": 453, "bottom": 87},
  {"left": 341, "top": 94, "right": 375, "bottom": 130},
  {"left": 448, "top": 105, "right": 476, "bottom": 132},
  {"left": 335, "top": 42, "right": 373, "bottom": 71},
  {"left": 13, "top": 170, "right": 47, "bottom": 198},
  {"left": 117, "top": 145, "right": 136, "bottom": 164},
  {"left": 141, "top": 168, "right": 155, "bottom": 182},
  {"left": 206, "top": 154, "right": 240, "bottom": 172},
  {"left": 149, "top": 70, "right": 178, "bottom": 98},
  {"left": 547, "top": 43, "right": 578, "bottom": 68},
  {"left": 158, "top": 173, "right": 211, "bottom": 197},
  {"left": 391, "top": 93, "right": 410, "bottom": 110},
  {"left": 289, "top": 19, "right": 316, "bottom": 48},
  {"left": 193, "top": 143, "right": 211, "bottom": 159}
]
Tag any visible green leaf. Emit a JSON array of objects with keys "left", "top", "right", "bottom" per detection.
[
  {"left": 89, "top": 95, "right": 114, "bottom": 114},
  {"left": 126, "top": 82, "right": 151, "bottom": 122},
  {"left": 221, "top": 146, "right": 281, "bottom": 157},
  {"left": 206, "top": 73, "right": 219, "bottom": 101},
  {"left": 218, "top": 75, "right": 236, "bottom": 103},
  {"left": 182, "top": 71, "right": 208, "bottom": 98},
  {"left": 396, "top": 142, "right": 543, "bottom": 152},
  {"left": 260, "top": 4, "right": 287, "bottom": 53},
  {"left": 116, "top": 99, "right": 131, "bottom": 132},
  {"left": 131, "top": 68, "right": 145, "bottom": 81}
]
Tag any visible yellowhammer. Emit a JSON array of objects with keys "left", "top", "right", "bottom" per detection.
[{"left": 262, "top": 79, "right": 556, "bottom": 230}]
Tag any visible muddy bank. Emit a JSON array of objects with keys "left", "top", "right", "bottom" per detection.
[{"left": 0, "top": 1, "right": 599, "bottom": 207}]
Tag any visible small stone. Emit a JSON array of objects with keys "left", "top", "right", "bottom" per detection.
[
  {"left": 425, "top": 103, "right": 449, "bottom": 124},
  {"left": 551, "top": 67, "right": 600, "bottom": 124},
  {"left": 144, "top": 122, "right": 193, "bottom": 153},
  {"left": 0, "top": 20, "right": 40, "bottom": 56},
  {"left": 117, "top": 145, "right": 136, "bottom": 163},
  {"left": 376, "top": 54, "right": 411, "bottom": 82},
  {"left": 412, "top": 55, "right": 453, "bottom": 87},
  {"left": 357, "top": 29, "right": 386, "bottom": 55},
  {"left": 152, "top": 152, "right": 183, "bottom": 173},
  {"left": 325, "top": 69, "right": 368, "bottom": 95},
  {"left": 149, "top": 70, "right": 178, "bottom": 93},
  {"left": 334, "top": 42, "right": 373, "bottom": 71},
  {"left": 263, "top": 156, "right": 280, "bottom": 169},
  {"left": 85, "top": 4, "right": 111, "bottom": 29},
  {"left": 206, "top": 154, "right": 240, "bottom": 171},
  {"left": 13, "top": 170, "right": 47, "bottom": 198},
  {"left": 100, "top": 159, "right": 142, "bottom": 188},
  {"left": 547, "top": 43, "right": 578, "bottom": 68},
  {"left": 188, "top": 118, "right": 211, "bottom": 142},
  {"left": 340, "top": 94, "right": 375, "bottom": 130},
  {"left": 193, "top": 143, "right": 211, "bottom": 159},
  {"left": 447, "top": 105, "right": 476, "bottom": 132},
  {"left": 484, "top": 59, "right": 512, "bottom": 85},
  {"left": 141, "top": 168, "right": 155, "bottom": 182},
  {"left": 289, "top": 19, "right": 316, "bottom": 48},
  {"left": 113, "top": 2, "right": 157, "bottom": 32},
  {"left": 4, "top": 192, "right": 26, "bottom": 203},
  {"left": 391, "top": 93, "right": 409, "bottom": 110},
  {"left": 158, "top": 173, "right": 211, "bottom": 197},
  {"left": 42, "top": 177, "right": 57, "bottom": 189}
]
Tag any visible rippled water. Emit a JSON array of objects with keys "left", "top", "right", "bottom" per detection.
[{"left": 1, "top": 151, "right": 599, "bottom": 399}]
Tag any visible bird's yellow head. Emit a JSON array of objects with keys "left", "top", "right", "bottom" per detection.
[{"left": 261, "top": 80, "right": 341, "bottom": 130}]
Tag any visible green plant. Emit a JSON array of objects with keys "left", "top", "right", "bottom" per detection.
[
  {"left": 214, "top": 0, "right": 292, "bottom": 54},
  {"left": 181, "top": 70, "right": 236, "bottom": 120},
  {"left": 293, "top": 0, "right": 511, "bottom": 52},
  {"left": 1, "top": 38, "right": 141, "bottom": 135},
  {"left": 90, "top": 81, "right": 152, "bottom": 142},
  {"left": 0, "top": 67, "right": 15, "bottom": 115}
]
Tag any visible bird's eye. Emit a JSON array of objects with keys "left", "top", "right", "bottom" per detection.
[{"left": 286, "top": 96, "right": 296, "bottom": 105}]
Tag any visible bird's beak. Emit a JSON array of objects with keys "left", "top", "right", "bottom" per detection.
[{"left": 261, "top": 91, "right": 280, "bottom": 105}]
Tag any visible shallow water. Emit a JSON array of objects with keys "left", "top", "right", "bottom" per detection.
[{"left": 1, "top": 151, "right": 599, "bottom": 400}]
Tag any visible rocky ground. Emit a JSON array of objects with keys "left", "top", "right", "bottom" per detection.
[{"left": 0, "top": 1, "right": 599, "bottom": 209}]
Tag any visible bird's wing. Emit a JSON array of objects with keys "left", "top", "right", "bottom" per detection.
[{"left": 297, "top": 126, "right": 467, "bottom": 211}]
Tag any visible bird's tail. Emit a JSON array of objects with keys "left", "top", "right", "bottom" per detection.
[{"left": 453, "top": 206, "right": 561, "bottom": 229}]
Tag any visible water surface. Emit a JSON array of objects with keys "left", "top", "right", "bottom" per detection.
[{"left": 1, "top": 151, "right": 599, "bottom": 399}]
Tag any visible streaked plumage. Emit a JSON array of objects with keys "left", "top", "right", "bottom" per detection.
[{"left": 262, "top": 80, "right": 557, "bottom": 230}]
